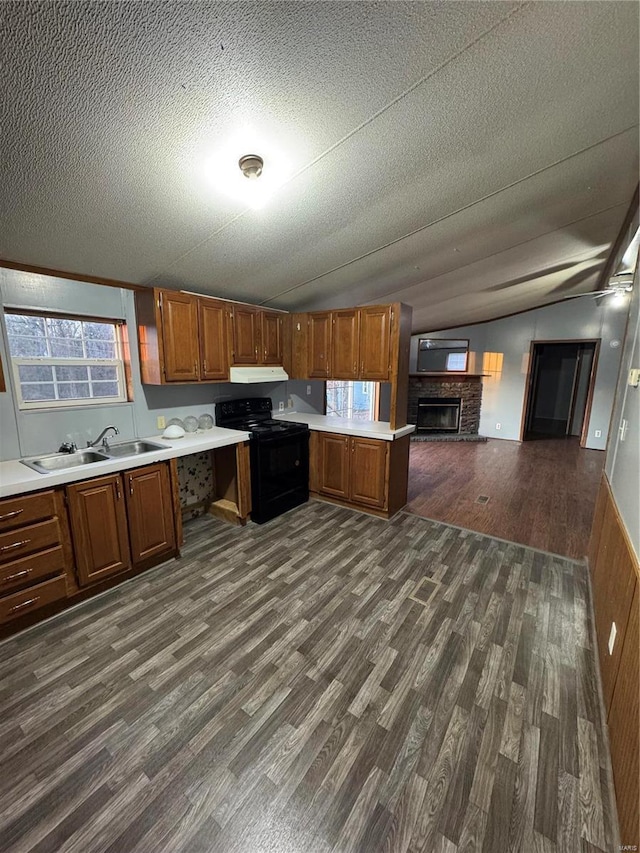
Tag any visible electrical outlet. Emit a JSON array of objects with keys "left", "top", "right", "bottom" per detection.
[
  {"left": 287, "top": 397, "right": 293, "bottom": 408},
  {"left": 495, "top": 423, "right": 501, "bottom": 430},
  {"left": 608, "top": 622, "right": 617, "bottom": 655},
  {"left": 595, "top": 429, "right": 602, "bottom": 438},
  {"left": 306, "top": 385, "right": 312, "bottom": 396},
  {"left": 157, "top": 415, "right": 166, "bottom": 430},
  {"left": 629, "top": 368, "right": 640, "bottom": 387},
  {"left": 278, "top": 401, "right": 284, "bottom": 412}
]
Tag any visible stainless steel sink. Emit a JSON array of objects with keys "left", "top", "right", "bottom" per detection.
[
  {"left": 104, "top": 439, "right": 166, "bottom": 458},
  {"left": 21, "top": 450, "right": 110, "bottom": 474}
]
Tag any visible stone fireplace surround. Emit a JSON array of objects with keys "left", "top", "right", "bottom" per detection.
[{"left": 408, "top": 374, "right": 483, "bottom": 434}]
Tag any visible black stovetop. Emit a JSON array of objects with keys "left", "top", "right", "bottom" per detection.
[{"left": 215, "top": 399, "right": 308, "bottom": 439}]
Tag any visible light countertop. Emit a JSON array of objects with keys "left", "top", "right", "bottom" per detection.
[
  {"left": 274, "top": 412, "right": 415, "bottom": 441},
  {"left": 0, "top": 428, "right": 250, "bottom": 499}
]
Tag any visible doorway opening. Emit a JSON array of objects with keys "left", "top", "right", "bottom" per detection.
[{"left": 521, "top": 339, "right": 600, "bottom": 446}]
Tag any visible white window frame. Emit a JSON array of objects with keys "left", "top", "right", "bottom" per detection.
[{"left": 6, "top": 313, "right": 128, "bottom": 410}]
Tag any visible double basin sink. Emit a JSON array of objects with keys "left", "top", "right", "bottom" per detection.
[{"left": 21, "top": 440, "right": 166, "bottom": 475}]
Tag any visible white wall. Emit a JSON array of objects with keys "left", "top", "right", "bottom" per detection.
[
  {"left": 0, "top": 268, "right": 291, "bottom": 459},
  {"left": 410, "top": 296, "right": 629, "bottom": 449},
  {"left": 605, "top": 264, "right": 640, "bottom": 558}
]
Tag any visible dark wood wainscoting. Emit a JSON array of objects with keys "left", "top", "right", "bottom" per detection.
[{"left": 589, "top": 474, "right": 639, "bottom": 847}]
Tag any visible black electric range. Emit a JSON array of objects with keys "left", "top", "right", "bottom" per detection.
[{"left": 215, "top": 398, "right": 310, "bottom": 524}]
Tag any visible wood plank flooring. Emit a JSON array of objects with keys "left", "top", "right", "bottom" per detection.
[
  {"left": 0, "top": 502, "right": 617, "bottom": 852},
  {"left": 407, "top": 438, "right": 604, "bottom": 560}
]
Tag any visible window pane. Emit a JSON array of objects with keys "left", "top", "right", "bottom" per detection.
[
  {"left": 89, "top": 365, "right": 118, "bottom": 381},
  {"left": 326, "top": 381, "right": 377, "bottom": 420},
  {"left": 85, "top": 340, "right": 116, "bottom": 358},
  {"left": 91, "top": 381, "right": 119, "bottom": 398},
  {"left": 22, "top": 383, "right": 56, "bottom": 401},
  {"left": 45, "top": 316, "right": 82, "bottom": 339},
  {"left": 5, "top": 314, "right": 45, "bottom": 336},
  {"left": 83, "top": 321, "right": 115, "bottom": 341},
  {"left": 58, "top": 382, "right": 90, "bottom": 399},
  {"left": 18, "top": 365, "right": 54, "bottom": 382},
  {"left": 54, "top": 365, "right": 89, "bottom": 382},
  {"left": 49, "top": 338, "right": 84, "bottom": 358},
  {"left": 7, "top": 335, "right": 48, "bottom": 357}
]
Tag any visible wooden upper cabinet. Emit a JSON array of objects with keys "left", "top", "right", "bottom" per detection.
[
  {"left": 125, "top": 464, "right": 176, "bottom": 565},
  {"left": 350, "top": 437, "right": 388, "bottom": 508},
  {"left": 160, "top": 291, "right": 200, "bottom": 382},
  {"left": 66, "top": 475, "right": 130, "bottom": 586},
  {"left": 332, "top": 309, "right": 360, "bottom": 379},
  {"left": 261, "top": 311, "right": 283, "bottom": 364},
  {"left": 231, "top": 305, "right": 259, "bottom": 364},
  {"left": 199, "top": 298, "right": 229, "bottom": 380},
  {"left": 308, "top": 312, "right": 332, "bottom": 378},
  {"left": 317, "top": 433, "right": 350, "bottom": 499},
  {"left": 359, "top": 305, "right": 392, "bottom": 380}
]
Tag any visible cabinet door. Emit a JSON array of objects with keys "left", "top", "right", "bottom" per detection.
[
  {"left": 125, "top": 464, "right": 176, "bottom": 565},
  {"left": 359, "top": 306, "right": 392, "bottom": 380},
  {"left": 318, "top": 433, "right": 350, "bottom": 499},
  {"left": 261, "top": 311, "right": 283, "bottom": 364},
  {"left": 199, "top": 298, "right": 229, "bottom": 380},
  {"left": 231, "top": 305, "right": 259, "bottom": 364},
  {"left": 331, "top": 309, "right": 359, "bottom": 379},
  {"left": 67, "top": 475, "right": 130, "bottom": 586},
  {"left": 160, "top": 291, "right": 200, "bottom": 381},
  {"left": 308, "top": 312, "right": 332, "bottom": 378},
  {"left": 350, "top": 437, "right": 388, "bottom": 508}
]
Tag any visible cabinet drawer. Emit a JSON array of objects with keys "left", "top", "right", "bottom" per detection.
[
  {"left": 0, "top": 491, "right": 56, "bottom": 532},
  {"left": 0, "top": 547, "right": 66, "bottom": 594},
  {"left": 0, "top": 519, "right": 60, "bottom": 564},
  {"left": 0, "top": 575, "right": 67, "bottom": 624}
]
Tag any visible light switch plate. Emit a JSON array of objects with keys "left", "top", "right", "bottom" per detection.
[
  {"left": 629, "top": 368, "right": 640, "bottom": 387},
  {"left": 595, "top": 429, "right": 602, "bottom": 438},
  {"left": 608, "top": 622, "right": 617, "bottom": 655},
  {"left": 157, "top": 416, "right": 166, "bottom": 430},
  {"left": 307, "top": 385, "right": 312, "bottom": 395}
]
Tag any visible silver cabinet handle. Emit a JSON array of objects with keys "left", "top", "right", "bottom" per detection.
[
  {"left": 10, "top": 597, "right": 39, "bottom": 614},
  {"left": 0, "top": 509, "right": 23, "bottom": 522},
  {"left": 0, "top": 540, "right": 30, "bottom": 553},
  {"left": 1, "top": 570, "right": 30, "bottom": 585}
]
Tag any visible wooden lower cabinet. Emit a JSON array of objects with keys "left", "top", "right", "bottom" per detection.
[
  {"left": 313, "top": 431, "right": 408, "bottom": 517},
  {"left": 125, "top": 464, "right": 176, "bottom": 564},
  {"left": 67, "top": 474, "right": 130, "bottom": 586},
  {"left": 67, "top": 463, "right": 177, "bottom": 585},
  {"left": 350, "top": 437, "right": 388, "bottom": 509}
]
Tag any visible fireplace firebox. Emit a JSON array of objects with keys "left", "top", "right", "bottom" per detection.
[{"left": 417, "top": 396, "right": 462, "bottom": 433}]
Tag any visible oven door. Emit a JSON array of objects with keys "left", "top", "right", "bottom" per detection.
[{"left": 250, "top": 430, "right": 310, "bottom": 524}]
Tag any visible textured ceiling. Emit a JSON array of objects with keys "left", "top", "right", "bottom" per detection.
[{"left": 1, "top": 1, "right": 638, "bottom": 332}]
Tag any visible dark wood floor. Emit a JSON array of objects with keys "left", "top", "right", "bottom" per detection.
[
  {"left": 407, "top": 437, "right": 604, "bottom": 560},
  {"left": 0, "top": 502, "right": 616, "bottom": 852}
]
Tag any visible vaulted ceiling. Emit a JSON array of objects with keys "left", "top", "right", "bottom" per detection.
[{"left": 1, "top": 1, "right": 638, "bottom": 331}]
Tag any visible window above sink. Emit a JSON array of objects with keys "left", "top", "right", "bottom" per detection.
[{"left": 4, "top": 310, "right": 129, "bottom": 410}]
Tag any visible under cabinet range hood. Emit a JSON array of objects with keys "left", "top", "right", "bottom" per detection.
[{"left": 229, "top": 366, "right": 289, "bottom": 384}]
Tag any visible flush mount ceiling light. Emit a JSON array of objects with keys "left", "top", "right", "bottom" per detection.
[{"left": 238, "top": 154, "right": 264, "bottom": 180}]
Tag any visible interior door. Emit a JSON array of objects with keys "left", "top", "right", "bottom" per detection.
[
  {"left": 199, "top": 298, "right": 229, "bottom": 380},
  {"left": 66, "top": 475, "right": 130, "bottom": 585},
  {"left": 160, "top": 291, "right": 200, "bottom": 381}
]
